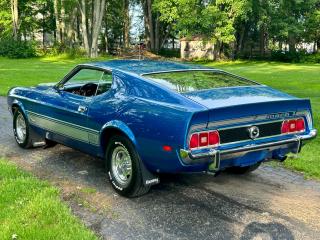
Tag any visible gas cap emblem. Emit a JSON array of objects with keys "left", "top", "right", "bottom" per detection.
[{"left": 248, "top": 126, "right": 260, "bottom": 139}]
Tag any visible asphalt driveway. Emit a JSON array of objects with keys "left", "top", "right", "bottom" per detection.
[{"left": 1, "top": 97, "right": 320, "bottom": 240}]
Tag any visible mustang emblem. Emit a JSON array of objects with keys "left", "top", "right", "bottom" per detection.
[{"left": 248, "top": 126, "right": 260, "bottom": 139}]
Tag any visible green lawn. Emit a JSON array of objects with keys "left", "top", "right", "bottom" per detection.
[
  {"left": 0, "top": 55, "right": 113, "bottom": 96},
  {"left": 0, "top": 158, "right": 97, "bottom": 240},
  {"left": 0, "top": 57, "right": 319, "bottom": 179}
]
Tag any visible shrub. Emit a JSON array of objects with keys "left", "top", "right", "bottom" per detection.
[
  {"left": 158, "top": 48, "right": 180, "bottom": 58},
  {"left": 42, "top": 42, "right": 86, "bottom": 58},
  {"left": 270, "top": 50, "right": 306, "bottom": 63},
  {"left": 0, "top": 38, "right": 37, "bottom": 58},
  {"left": 301, "top": 53, "right": 320, "bottom": 63}
]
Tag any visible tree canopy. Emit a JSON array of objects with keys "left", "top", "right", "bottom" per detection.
[{"left": 0, "top": 0, "right": 319, "bottom": 58}]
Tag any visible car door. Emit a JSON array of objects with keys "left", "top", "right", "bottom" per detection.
[{"left": 27, "top": 67, "right": 104, "bottom": 152}]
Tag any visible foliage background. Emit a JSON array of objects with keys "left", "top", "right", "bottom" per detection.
[{"left": 0, "top": 0, "right": 319, "bottom": 60}]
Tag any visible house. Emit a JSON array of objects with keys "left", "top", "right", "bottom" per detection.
[{"left": 180, "top": 36, "right": 215, "bottom": 60}]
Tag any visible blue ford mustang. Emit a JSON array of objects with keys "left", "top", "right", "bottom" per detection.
[{"left": 7, "top": 60, "right": 317, "bottom": 197}]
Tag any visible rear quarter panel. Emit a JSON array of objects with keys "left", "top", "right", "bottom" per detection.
[{"left": 113, "top": 71, "right": 206, "bottom": 172}]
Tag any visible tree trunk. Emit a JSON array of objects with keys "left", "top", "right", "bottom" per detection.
[
  {"left": 214, "top": 41, "right": 220, "bottom": 60},
  {"left": 104, "top": 7, "right": 108, "bottom": 53},
  {"left": 143, "top": 2, "right": 150, "bottom": 49},
  {"left": 279, "top": 42, "right": 283, "bottom": 51},
  {"left": 316, "top": 40, "right": 320, "bottom": 53},
  {"left": 11, "top": 0, "right": 19, "bottom": 41},
  {"left": 123, "top": 0, "right": 130, "bottom": 48},
  {"left": 104, "top": 34, "right": 108, "bottom": 53},
  {"left": 78, "top": 0, "right": 106, "bottom": 58},
  {"left": 160, "top": 25, "right": 171, "bottom": 49},
  {"left": 60, "top": 0, "right": 66, "bottom": 43},
  {"left": 236, "top": 26, "right": 245, "bottom": 57},
  {"left": 259, "top": 25, "right": 265, "bottom": 57},
  {"left": 65, "top": 7, "right": 78, "bottom": 47},
  {"left": 91, "top": 0, "right": 106, "bottom": 57},
  {"left": 172, "top": 36, "right": 174, "bottom": 49},
  {"left": 75, "top": 11, "right": 81, "bottom": 44},
  {"left": 288, "top": 33, "right": 296, "bottom": 53},
  {"left": 53, "top": 0, "right": 60, "bottom": 42},
  {"left": 42, "top": 12, "right": 45, "bottom": 48},
  {"left": 79, "top": 0, "right": 90, "bottom": 56},
  {"left": 147, "top": 0, "right": 155, "bottom": 51},
  {"left": 142, "top": 0, "right": 157, "bottom": 52},
  {"left": 154, "top": 15, "right": 160, "bottom": 53}
]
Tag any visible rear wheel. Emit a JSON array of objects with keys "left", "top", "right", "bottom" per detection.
[
  {"left": 227, "top": 162, "right": 261, "bottom": 174},
  {"left": 106, "top": 135, "right": 150, "bottom": 197},
  {"left": 13, "top": 109, "right": 33, "bottom": 149}
]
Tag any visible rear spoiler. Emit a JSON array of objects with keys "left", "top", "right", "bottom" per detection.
[{"left": 189, "top": 99, "right": 313, "bottom": 131}]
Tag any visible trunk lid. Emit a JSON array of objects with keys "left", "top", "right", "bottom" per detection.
[
  {"left": 182, "top": 85, "right": 296, "bottom": 109},
  {"left": 184, "top": 86, "right": 311, "bottom": 124}
]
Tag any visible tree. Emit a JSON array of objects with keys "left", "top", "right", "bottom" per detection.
[
  {"left": 305, "top": 1, "right": 320, "bottom": 52},
  {"left": 154, "top": 0, "right": 251, "bottom": 58},
  {"left": 123, "top": 0, "right": 130, "bottom": 48},
  {"left": 0, "top": 0, "right": 12, "bottom": 38},
  {"left": 78, "top": 0, "right": 106, "bottom": 57},
  {"left": 10, "top": 0, "right": 19, "bottom": 40},
  {"left": 141, "top": 0, "right": 155, "bottom": 51}
]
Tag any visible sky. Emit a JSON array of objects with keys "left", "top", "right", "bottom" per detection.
[{"left": 130, "top": 4, "right": 144, "bottom": 43}]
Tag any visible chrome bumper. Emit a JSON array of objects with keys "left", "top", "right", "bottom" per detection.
[{"left": 180, "top": 129, "right": 317, "bottom": 165}]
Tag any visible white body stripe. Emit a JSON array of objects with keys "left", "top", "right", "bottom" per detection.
[{"left": 27, "top": 111, "right": 100, "bottom": 146}]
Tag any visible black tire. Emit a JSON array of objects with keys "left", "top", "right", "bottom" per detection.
[
  {"left": 227, "top": 162, "right": 261, "bottom": 174},
  {"left": 106, "top": 135, "right": 150, "bottom": 197},
  {"left": 13, "top": 108, "right": 33, "bottom": 149},
  {"left": 44, "top": 139, "right": 57, "bottom": 148}
]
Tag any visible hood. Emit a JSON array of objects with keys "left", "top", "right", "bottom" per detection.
[{"left": 34, "top": 82, "right": 57, "bottom": 91}]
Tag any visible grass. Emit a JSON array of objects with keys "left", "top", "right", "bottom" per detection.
[
  {"left": 201, "top": 60, "right": 320, "bottom": 179},
  {"left": 0, "top": 158, "right": 97, "bottom": 240},
  {"left": 0, "top": 56, "right": 319, "bottom": 179},
  {"left": 0, "top": 55, "right": 113, "bottom": 96}
]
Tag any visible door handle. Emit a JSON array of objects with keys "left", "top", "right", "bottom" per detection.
[{"left": 78, "top": 106, "right": 87, "bottom": 113}]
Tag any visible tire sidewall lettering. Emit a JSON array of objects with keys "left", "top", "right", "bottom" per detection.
[{"left": 108, "top": 170, "right": 124, "bottom": 191}]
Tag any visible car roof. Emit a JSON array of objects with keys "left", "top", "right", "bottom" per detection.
[{"left": 85, "top": 59, "right": 209, "bottom": 75}]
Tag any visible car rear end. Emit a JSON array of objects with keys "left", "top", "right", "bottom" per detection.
[
  {"left": 180, "top": 99, "right": 317, "bottom": 172},
  {"left": 144, "top": 69, "right": 317, "bottom": 173}
]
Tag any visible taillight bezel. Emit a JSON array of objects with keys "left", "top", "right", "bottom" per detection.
[
  {"left": 188, "top": 130, "right": 220, "bottom": 150},
  {"left": 281, "top": 118, "right": 306, "bottom": 134}
]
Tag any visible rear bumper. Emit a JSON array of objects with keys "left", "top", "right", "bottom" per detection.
[{"left": 179, "top": 129, "right": 317, "bottom": 165}]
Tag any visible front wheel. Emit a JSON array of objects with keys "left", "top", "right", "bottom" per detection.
[
  {"left": 106, "top": 135, "right": 150, "bottom": 197},
  {"left": 13, "top": 109, "right": 33, "bottom": 149}
]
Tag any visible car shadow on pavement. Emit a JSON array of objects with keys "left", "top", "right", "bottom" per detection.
[{"left": 240, "top": 222, "right": 294, "bottom": 240}]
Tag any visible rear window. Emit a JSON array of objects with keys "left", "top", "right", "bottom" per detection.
[{"left": 144, "top": 70, "right": 258, "bottom": 93}]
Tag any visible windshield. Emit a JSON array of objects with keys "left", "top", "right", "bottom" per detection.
[{"left": 144, "top": 70, "right": 258, "bottom": 93}]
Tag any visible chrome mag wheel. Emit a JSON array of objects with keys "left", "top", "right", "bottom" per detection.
[
  {"left": 15, "top": 112, "right": 27, "bottom": 144},
  {"left": 111, "top": 145, "right": 133, "bottom": 187}
]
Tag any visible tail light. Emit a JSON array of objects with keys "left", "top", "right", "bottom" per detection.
[
  {"left": 189, "top": 130, "right": 220, "bottom": 150},
  {"left": 281, "top": 118, "right": 305, "bottom": 134}
]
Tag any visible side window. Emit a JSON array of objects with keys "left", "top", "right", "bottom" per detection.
[
  {"left": 61, "top": 68, "right": 112, "bottom": 97},
  {"left": 96, "top": 72, "right": 113, "bottom": 96},
  {"left": 66, "top": 68, "right": 104, "bottom": 85}
]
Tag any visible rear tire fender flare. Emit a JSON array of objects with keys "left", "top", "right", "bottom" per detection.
[
  {"left": 100, "top": 120, "right": 137, "bottom": 148},
  {"left": 100, "top": 120, "right": 159, "bottom": 187}
]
